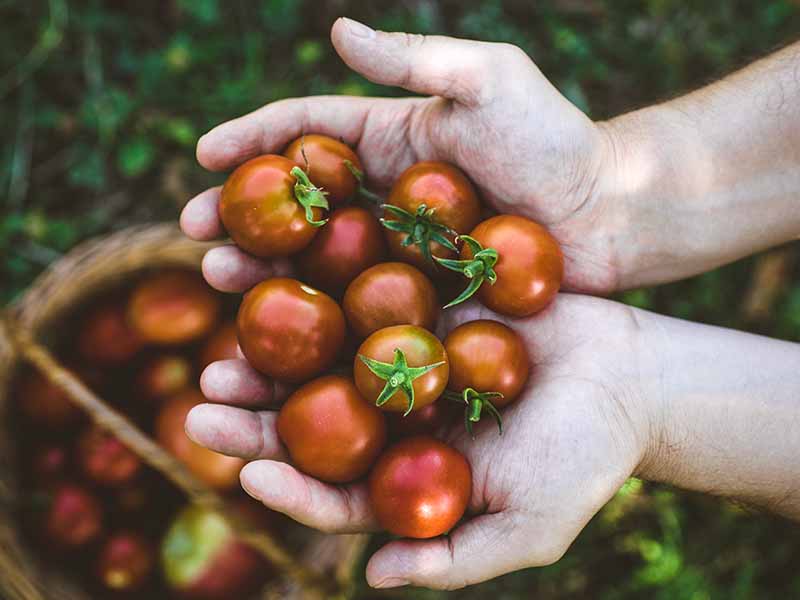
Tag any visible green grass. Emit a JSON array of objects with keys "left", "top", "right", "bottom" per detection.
[{"left": 2, "top": 0, "right": 800, "bottom": 597}]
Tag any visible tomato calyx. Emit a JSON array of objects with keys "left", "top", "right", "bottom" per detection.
[
  {"left": 444, "top": 387, "right": 504, "bottom": 438},
  {"left": 435, "top": 235, "right": 498, "bottom": 308},
  {"left": 358, "top": 348, "right": 446, "bottom": 416},
  {"left": 290, "top": 166, "right": 329, "bottom": 226},
  {"left": 345, "top": 160, "right": 385, "bottom": 206},
  {"left": 380, "top": 203, "right": 458, "bottom": 267}
]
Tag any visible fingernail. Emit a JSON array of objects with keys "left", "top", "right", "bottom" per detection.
[
  {"left": 342, "top": 17, "right": 375, "bottom": 39},
  {"left": 371, "top": 577, "right": 409, "bottom": 589}
]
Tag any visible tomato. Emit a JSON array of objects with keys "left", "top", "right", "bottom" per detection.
[
  {"left": 383, "top": 161, "right": 481, "bottom": 273},
  {"left": 343, "top": 262, "right": 438, "bottom": 339},
  {"left": 16, "top": 369, "right": 82, "bottom": 430},
  {"left": 76, "top": 425, "right": 142, "bottom": 487},
  {"left": 369, "top": 436, "right": 471, "bottom": 539},
  {"left": 237, "top": 278, "right": 345, "bottom": 382},
  {"left": 444, "top": 320, "right": 530, "bottom": 433},
  {"left": 78, "top": 300, "right": 143, "bottom": 365},
  {"left": 220, "top": 154, "right": 327, "bottom": 258},
  {"left": 354, "top": 325, "right": 448, "bottom": 414},
  {"left": 138, "top": 354, "right": 192, "bottom": 400},
  {"left": 387, "top": 400, "right": 456, "bottom": 438},
  {"left": 155, "top": 389, "right": 245, "bottom": 491},
  {"left": 441, "top": 215, "right": 563, "bottom": 317},
  {"left": 96, "top": 531, "right": 154, "bottom": 592},
  {"left": 43, "top": 483, "right": 104, "bottom": 549},
  {"left": 283, "top": 134, "right": 362, "bottom": 205},
  {"left": 128, "top": 270, "right": 220, "bottom": 345},
  {"left": 198, "top": 322, "right": 240, "bottom": 370},
  {"left": 296, "top": 206, "right": 387, "bottom": 296},
  {"left": 277, "top": 375, "right": 386, "bottom": 483}
]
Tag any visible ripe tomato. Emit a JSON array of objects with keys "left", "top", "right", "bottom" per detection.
[
  {"left": 16, "top": 370, "right": 82, "bottom": 430},
  {"left": 277, "top": 375, "right": 386, "bottom": 483},
  {"left": 77, "top": 425, "right": 142, "bottom": 487},
  {"left": 128, "top": 270, "right": 220, "bottom": 345},
  {"left": 387, "top": 400, "right": 456, "bottom": 438},
  {"left": 283, "top": 134, "right": 362, "bottom": 205},
  {"left": 78, "top": 300, "right": 143, "bottom": 365},
  {"left": 343, "top": 262, "right": 438, "bottom": 339},
  {"left": 96, "top": 531, "right": 154, "bottom": 592},
  {"left": 296, "top": 206, "right": 387, "bottom": 296},
  {"left": 198, "top": 321, "right": 240, "bottom": 370},
  {"left": 138, "top": 354, "right": 192, "bottom": 400},
  {"left": 43, "top": 483, "right": 104, "bottom": 549},
  {"left": 155, "top": 389, "right": 245, "bottom": 491},
  {"left": 369, "top": 436, "right": 471, "bottom": 539},
  {"left": 220, "top": 154, "right": 327, "bottom": 258},
  {"left": 237, "top": 278, "right": 346, "bottom": 382},
  {"left": 383, "top": 161, "right": 481, "bottom": 272},
  {"left": 443, "top": 215, "right": 563, "bottom": 317},
  {"left": 354, "top": 325, "right": 448, "bottom": 413}
]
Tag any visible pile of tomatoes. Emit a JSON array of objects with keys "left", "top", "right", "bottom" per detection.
[
  {"left": 15, "top": 270, "right": 276, "bottom": 599},
  {"left": 218, "top": 134, "right": 564, "bottom": 539}
]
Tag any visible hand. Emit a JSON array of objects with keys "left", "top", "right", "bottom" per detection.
[
  {"left": 185, "top": 294, "right": 655, "bottom": 589},
  {"left": 181, "top": 17, "right": 624, "bottom": 294}
]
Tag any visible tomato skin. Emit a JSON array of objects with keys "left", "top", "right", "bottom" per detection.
[
  {"left": 237, "top": 278, "right": 345, "bottom": 382},
  {"left": 283, "top": 134, "right": 362, "bottom": 205},
  {"left": 220, "top": 154, "right": 322, "bottom": 258},
  {"left": 17, "top": 370, "right": 83, "bottom": 430},
  {"left": 43, "top": 483, "right": 104, "bottom": 549},
  {"left": 343, "top": 262, "right": 438, "bottom": 339},
  {"left": 385, "top": 161, "right": 481, "bottom": 272},
  {"left": 296, "top": 206, "right": 387, "bottom": 297},
  {"left": 155, "top": 389, "right": 245, "bottom": 491},
  {"left": 369, "top": 436, "right": 471, "bottom": 539},
  {"left": 277, "top": 375, "right": 386, "bottom": 483},
  {"left": 78, "top": 301, "right": 143, "bottom": 365},
  {"left": 77, "top": 425, "right": 143, "bottom": 487},
  {"left": 353, "top": 325, "right": 449, "bottom": 413},
  {"left": 198, "top": 322, "right": 240, "bottom": 370},
  {"left": 444, "top": 320, "right": 529, "bottom": 408},
  {"left": 138, "top": 353, "right": 192, "bottom": 400},
  {"left": 465, "top": 215, "right": 563, "bottom": 317},
  {"left": 96, "top": 531, "right": 154, "bottom": 592},
  {"left": 387, "top": 401, "right": 455, "bottom": 438},
  {"left": 128, "top": 271, "right": 220, "bottom": 345}
]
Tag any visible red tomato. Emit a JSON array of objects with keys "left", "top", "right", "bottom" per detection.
[
  {"left": 445, "top": 320, "right": 529, "bottom": 406},
  {"left": 343, "top": 262, "right": 438, "bottom": 339},
  {"left": 369, "top": 436, "right": 471, "bottom": 538},
  {"left": 384, "top": 161, "right": 481, "bottom": 272},
  {"left": 43, "top": 483, "right": 103, "bottom": 549},
  {"left": 354, "top": 325, "right": 449, "bottom": 413},
  {"left": 197, "top": 322, "right": 240, "bottom": 370},
  {"left": 387, "top": 400, "right": 456, "bottom": 438},
  {"left": 237, "top": 278, "right": 345, "bottom": 382},
  {"left": 454, "top": 215, "right": 563, "bottom": 317},
  {"left": 277, "top": 375, "right": 386, "bottom": 483},
  {"left": 296, "top": 206, "right": 387, "bottom": 296},
  {"left": 283, "top": 134, "right": 362, "bottom": 205},
  {"left": 16, "top": 370, "right": 82, "bottom": 430},
  {"left": 220, "top": 154, "right": 326, "bottom": 257},
  {"left": 128, "top": 270, "right": 220, "bottom": 345},
  {"left": 78, "top": 300, "right": 143, "bottom": 365},
  {"left": 137, "top": 353, "right": 193, "bottom": 400},
  {"left": 155, "top": 389, "right": 245, "bottom": 491},
  {"left": 76, "top": 425, "right": 142, "bottom": 487},
  {"left": 96, "top": 531, "right": 154, "bottom": 592}
]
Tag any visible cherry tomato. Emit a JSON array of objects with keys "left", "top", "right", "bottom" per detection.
[
  {"left": 455, "top": 215, "right": 563, "bottom": 317},
  {"left": 138, "top": 353, "right": 193, "bottom": 400},
  {"left": 277, "top": 375, "right": 386, "bottom": 483},
  {"left": 96, "top": 531, "right": 154, "bottom": 592},
  {"left": 220, "top": 154, "right": 325, "bottom": 257},
  {"left": 343, "top": 262, "right": 438, "bottom": 339},
  {"left": 384, "top": 161, "right": 481, "bottom": 272},
  {"left": 155, "top": 389, "right": 245, "bottom": 491},
  {"left": 445, "top": 320, "right": 529, "bottom": 406},
  {"left": 387, "top": 400, "right": 456, "bottom": 438},
  {"left": 369, "top": 436, "right": 471, "bottom": 539},
  {"left": 237, "top": 278, "right": 345, "bottom": 383},
  {"left": 16, "top": 370, "right": 82, "bottom": 430},
  {"left": 128, "top": 270, "right": 220, "bottom": 345},
  {"left": 198, "top": 322, "right": 240, "bottom": 370},
  {"left": 296, "top": 206, "right": 387, "bottom": 296},
  {"left": 76, "top": 425, "right": 142, "bottom": 487},
  {"left": 78, "top": 300, "right": 143, "bottom": 365},
  {"left": 43, "top": 483, "right": 103, "bottom": 549},
  {"left": 354, "top": 325, "right": 449, "bottom": 413},
  {"left": 283, "top": 134, "right": 362, "bottom": 205}
]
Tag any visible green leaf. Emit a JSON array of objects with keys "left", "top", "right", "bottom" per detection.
[{"left": 118, "top": 138, "right": 155, "bottom": 178}]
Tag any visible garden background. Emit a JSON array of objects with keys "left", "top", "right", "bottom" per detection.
[{"left": 3, "top": 1, "right": 800, "bottom": 598}]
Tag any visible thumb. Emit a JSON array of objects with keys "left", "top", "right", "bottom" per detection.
[{"left": 331, "top": 17, "right": 525, "bottom": 106}]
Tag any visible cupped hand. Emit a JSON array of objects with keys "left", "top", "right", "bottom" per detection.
[
  {"left": 185, "top": 294, "right": 659, "bottom": 590},
  {"left": 181, "top": 17, "right": 624, "bottom": 294}
]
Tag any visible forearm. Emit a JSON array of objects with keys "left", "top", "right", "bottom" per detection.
[
  {"left": 635, "top": 312, "right": 800, "bottom": 518},
  {"left": 603, "top": 42, "right": 800, "bottom": 289}
]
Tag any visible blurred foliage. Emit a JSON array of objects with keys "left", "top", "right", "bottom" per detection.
[{"left": 2, "top": 0, "right": 800, "bottom": 597}]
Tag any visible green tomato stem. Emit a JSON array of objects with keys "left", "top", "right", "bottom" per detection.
[{"left": 290, "top": 166, "right": 329, "bottom": 226}]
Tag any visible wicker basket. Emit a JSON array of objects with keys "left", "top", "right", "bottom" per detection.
[{"left": 0, "top": 224, "right": 366, "bottom": 600}]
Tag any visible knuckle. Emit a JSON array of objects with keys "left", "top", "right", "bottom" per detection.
[{"left": 398, "top": 31, "right": 427, "bottom": 50}]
